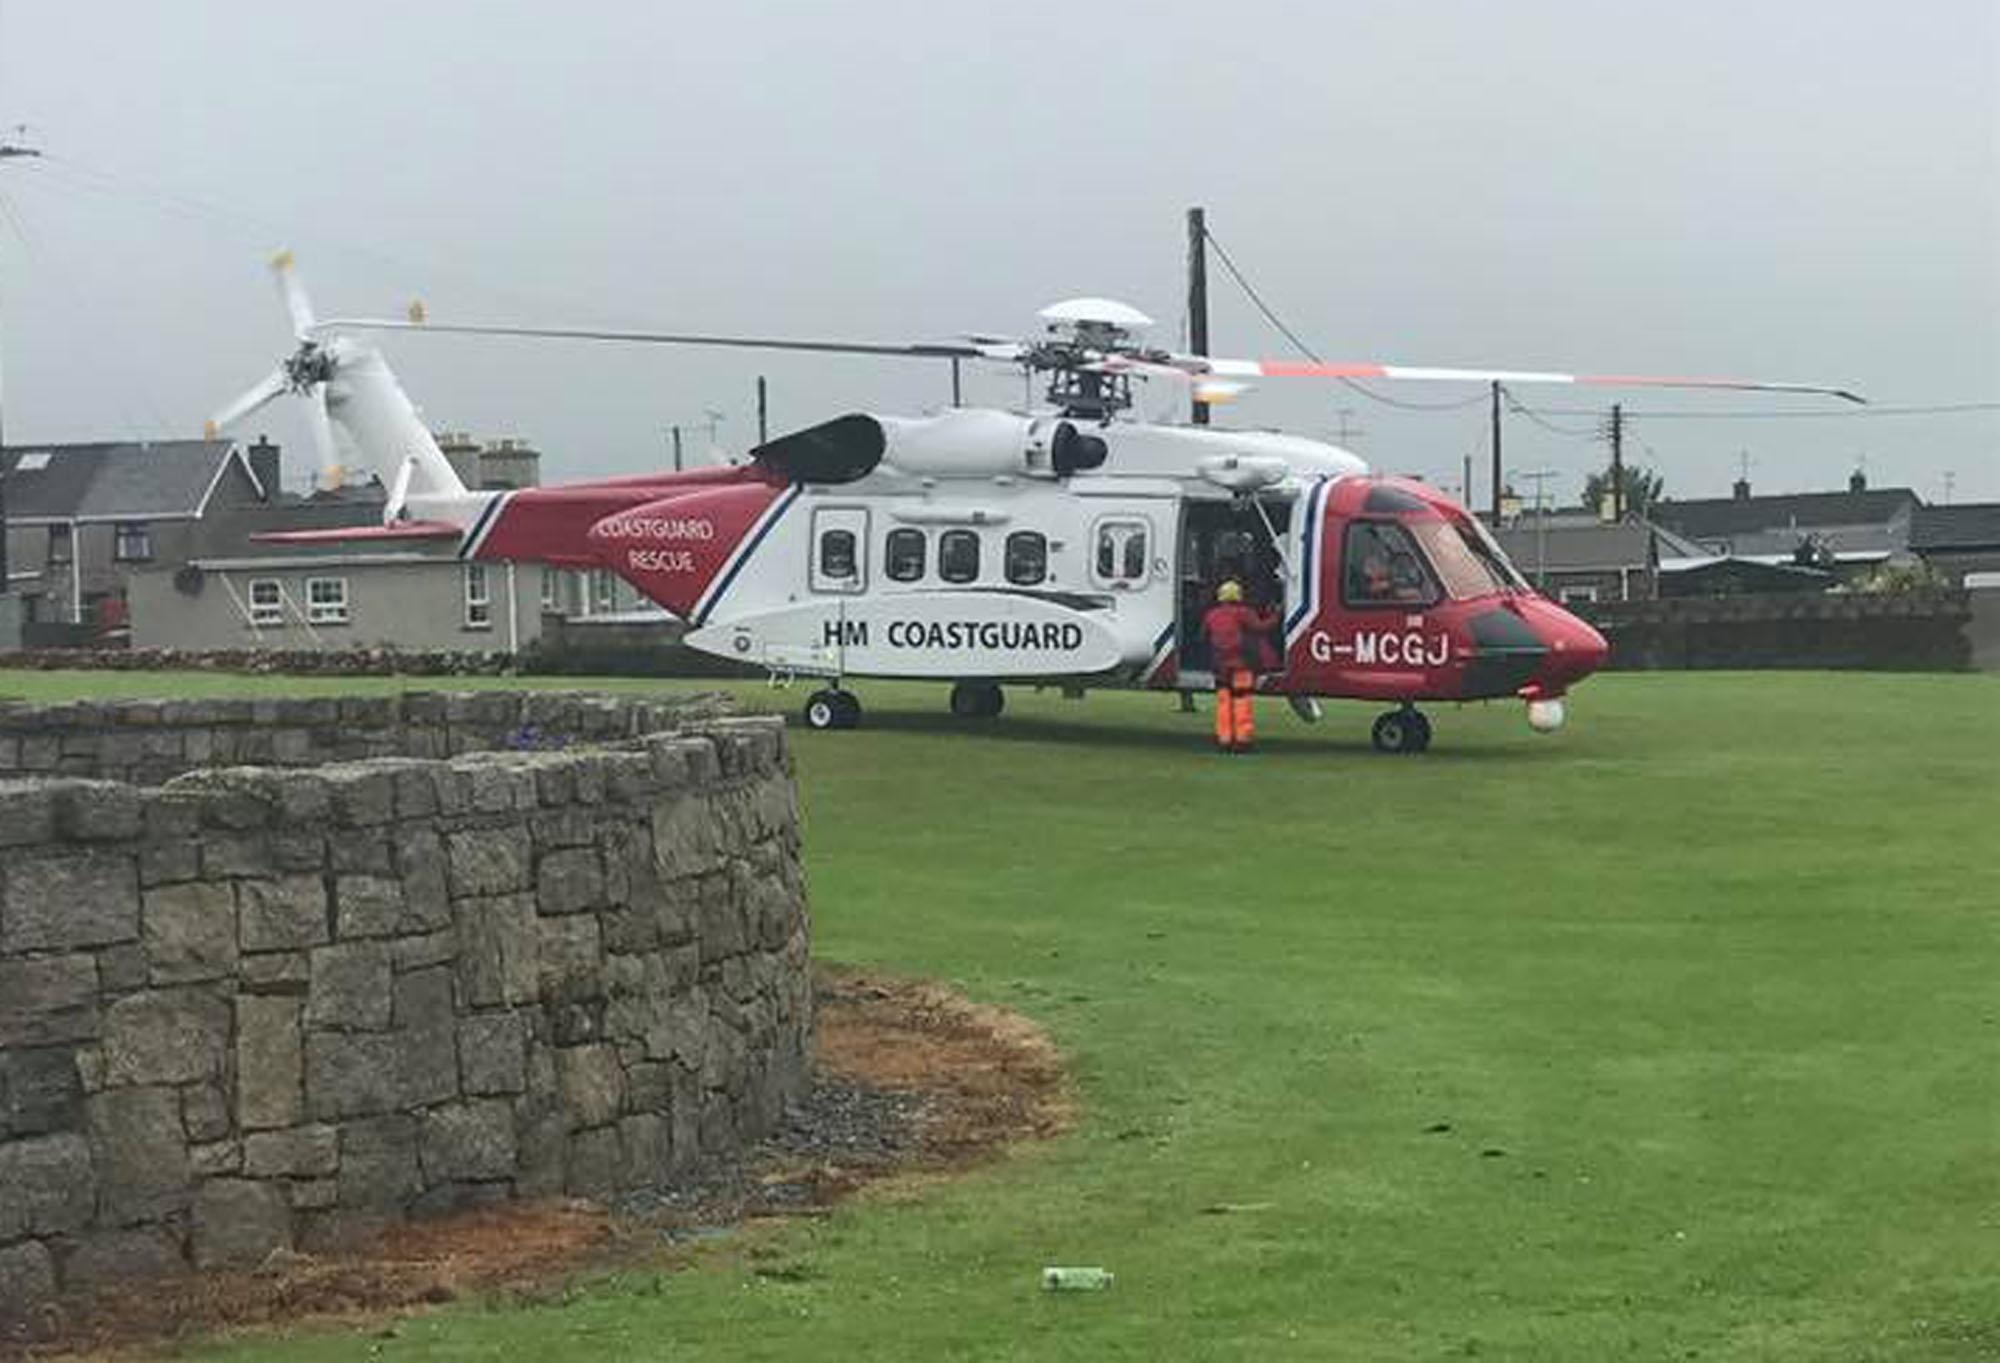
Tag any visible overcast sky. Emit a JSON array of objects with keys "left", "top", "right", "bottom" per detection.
[{"left": 0, "top": 1, "right": 1994, "bottom": 502}]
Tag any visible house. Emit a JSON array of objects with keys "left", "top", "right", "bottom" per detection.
[
  {"left": 1908, "top": 503, "right": 2000, "bottom": 585},
  {"left": 1488, "top": 511, "right": 1702, "bottom": 605},
  {"left": 1649, "top": 473, "right": 1921, "bottom": 576},
  {"left": 125, "top": 434, "right": 595, "bottom": 654},
  {"left": 2, "top": 438, "right": 278, "bottom": 632}
]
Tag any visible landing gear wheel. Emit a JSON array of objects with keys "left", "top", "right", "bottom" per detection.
[
  {"left": 1371, "top": 708, "right": 1432, "bottom": 754},
  {"left": 833, "top": 690, "right": 863, "bottom": 728},
  {"left": 949, "top": 681, "right": 1004, "bottom": 719},
  {"left": 804, "top": 689, "right": 861, "bottom": 731}
]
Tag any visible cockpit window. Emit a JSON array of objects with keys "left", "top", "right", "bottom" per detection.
[
  {"left": 1410, "top": 520, "right": 1516, "bottom": 599},
  {"left": 1342, "top": 521, "right": 1439, "bottom": 607},
  {"left": 1460, "top": 517, "right": 1529, "bottom": 591}
]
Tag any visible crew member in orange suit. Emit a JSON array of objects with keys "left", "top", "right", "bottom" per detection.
[{"left": 1200, "top": 579, "right": 1279, "bottom": 753}]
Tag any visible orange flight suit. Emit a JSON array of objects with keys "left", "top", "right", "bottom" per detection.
[{"left": 1201, "top": 600, "right": 1279, "bottom": 751}]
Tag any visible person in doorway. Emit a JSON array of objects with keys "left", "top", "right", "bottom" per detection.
[{"left": 1201, "top": 579, "right": 1279, "bottom": 753}]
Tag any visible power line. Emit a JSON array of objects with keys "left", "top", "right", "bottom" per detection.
[
  {"left": 1501, "top": 389, "right": 1599, "bottom": 439},
  {"left": 1199, "top": 225, "right": 1488, "bottom": 412}
]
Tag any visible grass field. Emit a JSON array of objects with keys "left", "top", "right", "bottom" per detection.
[{"left": 12, "top": 670, "right": 1997, "bottom": 1360}]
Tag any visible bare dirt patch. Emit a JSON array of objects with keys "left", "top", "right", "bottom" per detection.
[{"left": 6, "top": 968, "right": 1069, "bottom": 1359}]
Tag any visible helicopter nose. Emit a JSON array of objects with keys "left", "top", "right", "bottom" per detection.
[
  {"left": 1540, "top": 605, "right": 1610, "bottom": 689},
  {"left": 1512, "top": 597, "right": 1610, "bottom": 692}
]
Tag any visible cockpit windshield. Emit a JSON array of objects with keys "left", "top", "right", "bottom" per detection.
[{"left": 1411, "top": 518, "right": 1528, "bottom": 600}]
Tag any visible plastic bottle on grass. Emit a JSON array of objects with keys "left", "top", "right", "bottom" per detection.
[{"left": 1041, "top": 1266, "right": 1114, "bottom": 1291}]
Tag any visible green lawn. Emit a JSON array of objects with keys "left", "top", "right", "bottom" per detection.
[{"left": 14, "top": 670, "right": 1998, "bottom": 1361}]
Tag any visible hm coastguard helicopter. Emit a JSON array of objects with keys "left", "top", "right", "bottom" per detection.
[{"left": 213, "top": 256, "right": 1859, "bottom": 751}]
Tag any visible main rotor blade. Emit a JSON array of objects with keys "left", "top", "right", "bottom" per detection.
[
  {"left": 312, "top": 317, "right": 996, "bottom": 362},
  {"left": 271, "top": 250, "right": 317, "bottom": 338},
  {"left": 1181, "top": 353, "right": 1866, "bottom": 404},
  {"left": 209, "top": 367, "right": 289, "bottom": 433}
]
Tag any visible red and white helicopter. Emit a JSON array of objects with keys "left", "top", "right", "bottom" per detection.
[{"left": 213, "top": 256, "right": 1859, "bottom": 751}]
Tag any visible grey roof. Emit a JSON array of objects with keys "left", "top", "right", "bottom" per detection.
[
  {"left": 1652, "top": 488, "right": 1919, "bottom": 539},
  {"left": 1493, "top": 520, "right": 1656, "bottom": 571},
  {"left": 3, "top": 441, "right": 252, "bottom": 521},
  {"left": 1909, "top": 503, "right": 2000, "bottom": 551}
]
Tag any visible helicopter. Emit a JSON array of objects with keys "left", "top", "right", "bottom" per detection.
[{"left": 212, "top": 255, "right": 1860, "bottom": 752}]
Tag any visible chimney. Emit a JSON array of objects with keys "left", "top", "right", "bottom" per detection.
[
  {"left": 1732, "top": 477, "right": 1751, "bottom": 501},
  {"left": 1848, "top": 469, "right": 1867, "bottom": 493},
  {"left": 248, "top": 435, "right": 280, "bottom": 502}
]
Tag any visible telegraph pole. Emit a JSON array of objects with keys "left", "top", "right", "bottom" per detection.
[
  {"left": 756, "top": 376, "right": 768, "bottom": 446},
  {"left": 1488, "top": 381, "right": 1503, "bottom": 522},
  {"left": 669, "top": 426, "right": 683, "bottom": 472},
  {"left": 1609, "top": 402, "right": 1624, "bottom": 521},
  {"left": 1187, "top": 206, "right": 1210, "bottom": 426},
  {"left": 0, "top": 134, "right": 39, "bottom": 602}
]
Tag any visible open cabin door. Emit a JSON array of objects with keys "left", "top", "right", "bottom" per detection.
[{"left": 1175, "top": 493, "right": 1295, "bottom": 687}]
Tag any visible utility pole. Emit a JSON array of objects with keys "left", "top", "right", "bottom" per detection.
[
  {"left": 669, "top": 426, "right": 683, "bottom": 472},
  {"left": 1488, "top": 381, "right": 1503, "bottom": 522},
  {"left": 1609, "top": 402, "right": 1625, "bottom": 521},
  {"left": 0, "top": 133, "right": 40, "bottom": 604},
  {"left": 1515, "top": 467, "right": 1558, "bottom": 589},
  {"left": 756, "top": 376, "right": 768, "bottom": 446},
  {"left": 1187, "top": 206, "right": 1209, "bottom": 427},
  {"left": 949, "top": 356, "right": 961, "bottom": 408},
  {"left": 1332, "top": 407, "right": 1365, "bottom": 447},
  {"left": 1462, "top": 453, "right": 1474, "bottom": 510}
]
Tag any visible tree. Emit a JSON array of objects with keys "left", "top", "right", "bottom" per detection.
[{"left": 1582, "top": 464, "right": 1664, "bottom": 520}]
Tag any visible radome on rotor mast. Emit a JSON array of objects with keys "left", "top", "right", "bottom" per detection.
[{"left": 212, "top": 255, "right": 1859, "bottom": 751}]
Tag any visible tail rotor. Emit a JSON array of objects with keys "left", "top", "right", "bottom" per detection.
[{"left": 207, "top": 251, "right": 348, "bottom": 489}]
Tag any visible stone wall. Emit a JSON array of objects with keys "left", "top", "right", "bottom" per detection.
[
  {"left": 0, "top": 690, "right": 729, "bottom": 787},
  {"left": 1584, "top": 590, "right": 1975, "bottom": 671},
  {"left": 0, "top": 705, "right": 809, "bottom": 1312}
]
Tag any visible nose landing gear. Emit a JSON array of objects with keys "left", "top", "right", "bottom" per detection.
[{"left": 1371, "top": 704, "right": 1432, "bottom": 754}]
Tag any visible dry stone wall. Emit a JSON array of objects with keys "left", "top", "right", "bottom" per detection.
[
  {"left": 0, "top": 690, "right": 732, "bottom": 787},
  {"left": 0, "top": 699, "right": 809, "bottom": 1313}
]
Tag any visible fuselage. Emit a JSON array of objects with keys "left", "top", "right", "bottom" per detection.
[{"left": 454, "top": 409, "right": 1608, "bottom": 708}]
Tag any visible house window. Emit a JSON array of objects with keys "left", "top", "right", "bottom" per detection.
[
  {"left": 538, "top": 569, "right": 557, "bottom": 611},
  {"left": 1559, "top": 584, "right": 1600, "bottom": 606},
  {"left": 938, "top": 530, "right": 980, "bottom": 584},
  {"left": 47, "top": 525, "right": 72, "bottom": 565},
  {"left": 464, "top": 563, "right": 492, "bottom": 628},
  {"left": 113, "top": 522, "right": 153, "bottom": 562},
  {"left": 305, "top": 577, "right": 350, "bottom": 625},
  {"left": 1093, "top": 520, "right": 1149, "bottom": 585},
  {"left": 885, "top": 529, "right": 925, "bottom": 583},
  {"left": 1005, "top": 531, "right": 1048, "bottom": 586},
  {"left": 591, "top": 569, "right": 616, "bottom": 615},
  {"left": 248, "top": 578, "right": 283, "bottom": 627}
]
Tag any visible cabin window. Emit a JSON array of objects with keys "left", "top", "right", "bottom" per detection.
[
  {"left": 939, "top": 530, "right": 980, "bottom": 584},
  {"left": 1342, "top": 521, "right": 1439, "bottom": 608},
  {"left": 1005, "top": 531, "right": 1047, "bottom": 586},
  {"left": 819, "top": 529, "right": 858, "bottom": 582},
  {"left": 1093, "top": 520, "right": 1149, "bottom": 585},
  {"left": 885, "top": 529, "right": 926, "bottom": 582},
  {"left": 248, "top": 578, "right": 283, "bottom": 627},
  {"left": 113, "top": 522, "right": 153, "bottom": 562},
  {"left": 464, "top": 563, "right": 492, "bottom": 628},
  {"left": 305, "top": 577, "right": 350, "bottom": 625}
]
